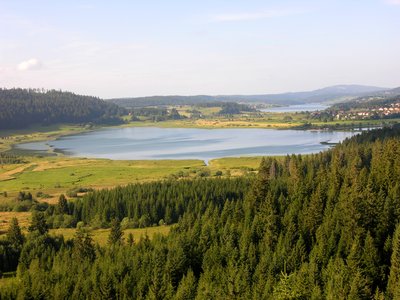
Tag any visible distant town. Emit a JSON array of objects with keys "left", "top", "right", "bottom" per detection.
[{"left": 312, "top": 98, "right": 400, "bottom": 121}]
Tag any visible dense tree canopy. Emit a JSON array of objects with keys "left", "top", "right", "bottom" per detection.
[
  {"left": 0, "top": 153, "right": 25, "bottom": 165},
  {"left": 0, "top": 88, "right": 126, "bottom": 129}
]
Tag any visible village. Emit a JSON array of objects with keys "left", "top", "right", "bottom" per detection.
[{"left": 311, "top": 100, "right": 400, "bottom": 120}]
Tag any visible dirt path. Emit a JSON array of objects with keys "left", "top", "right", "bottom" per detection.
[{"left": 0, "top": 163, "right": 36, "bottom": 181}]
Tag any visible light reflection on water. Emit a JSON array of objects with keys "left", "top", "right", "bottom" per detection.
[{"left": 16, "top": 127, "right": 357, "bottom": 161}]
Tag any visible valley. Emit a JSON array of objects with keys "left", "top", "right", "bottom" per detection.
[
  {"left": 1, "top": 88, "right": 400, "bottom": 298},
  {"left": 2, "top": 2, "right": 400, "bottom": 297}
]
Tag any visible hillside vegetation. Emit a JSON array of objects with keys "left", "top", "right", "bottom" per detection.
[
  {"left": 0, "top": 88, "right": 126, "bottom": 129},
  {"left": 1, "top": 126, "right": 400, "bottom": 298},
  {"left": 109, "top": 85, "right": 387, "bottom": 107}
]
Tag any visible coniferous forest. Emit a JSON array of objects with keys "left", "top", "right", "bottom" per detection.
[
  {"left": 0, "top": 88, "right": 126, "bottom": 129},
  {"left": 1, "top": 127, "right": 400, "bottom": 299}
]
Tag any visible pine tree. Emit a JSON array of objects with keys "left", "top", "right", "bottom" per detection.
[
  {"left": 73, "top": 228, "right": 96, "bottom": 262},
  {"left": 174, "top": 269, "right": 197, "bottom": 300},
  {"left": 28, "top": 212, "right": 48, "bottom": 235},
  {"left": 127, "top": 233, "right": 135, "bottom": 246},
  {"left": 6, "top": 217, "right": 24, "bottom": 249},
  {"left": 388, "top": 223, "right": 400, "bottom": 297},
  {"left": 108, "top": 218, "right": 123, "bottom": 245},
  {"left": 361, "top": 232, "right": 379, "bottom": 287},
  {"left": 58, "top": 194, "right": 68, "bottom": 214}
]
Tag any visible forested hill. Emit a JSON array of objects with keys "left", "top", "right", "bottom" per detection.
[
  {"left": 109, "top": 84, "right": 387, "bottom": 107},
  {"left": 2, "top": 126, "right": 400, "bottom": 298},
  {"left": 0, "top": 88, "right": 126, "bottom": 129}
]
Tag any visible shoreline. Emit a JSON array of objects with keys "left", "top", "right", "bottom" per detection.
[
  {"left": 1, "top": 118, "right": 398, "bottom": 157},
  {"left": 9, "top": 127, "right": 358, "bottom": 162}
]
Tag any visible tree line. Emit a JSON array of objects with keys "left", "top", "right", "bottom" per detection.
[
  {"left": 46, "top": 178, "right": 251, "bottom": 229},
  {"left": 130, "top": 107, "right": 185, "bottom": 122},
  {"left": 0, "top": 153, "right": 25, "bottom": 165},
  {"left": 0, "top": 88, "right": 127, "bottom": 129}
]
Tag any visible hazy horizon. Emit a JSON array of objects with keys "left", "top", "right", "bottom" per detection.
[{"left": 1, "top": 0, "right": 399, "bottom": 98}]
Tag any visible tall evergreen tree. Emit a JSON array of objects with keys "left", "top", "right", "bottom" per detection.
[
  {"left": 108, "top": 218, "right": 123, "bottom": 245},
  {"left": 6, "top": 218, "right": 24, "bottom": 249},
  {"left": 174, "top": 269, "right": 197, "bottom": 300},
  {"left": 28, "top": 212, "right": 48, "bottom": 235},
  {"left": 57, "top": 194, "right": 69, "bottom": 214},
  {"left": 388, "top": 223, "right": 400, "bottom": 298},
  {"left": 72, "top": 228, "right": 96, "bottom": 262}
]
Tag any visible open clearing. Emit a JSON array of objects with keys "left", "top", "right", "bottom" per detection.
[
  {"left": 50, "top": 225, "right": 171, "bottom": 246},
  {"left": 0, "top": 211, "right": 31, "bottom": 234},
  {"left": 0, "top": 157, "right": 205, "bottom": 196},
  {"left": 0, "top": 210, "right": 171, "bottom": 243}
]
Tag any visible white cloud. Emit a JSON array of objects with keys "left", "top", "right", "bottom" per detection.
[
  {"left": 211, "top": 10, "right": 305, "bottom": 22},
  {"left": 17, "top": 58, "right": 43, "bottom": 71},
  {"left": 386, "top": 0, "right": 400, "bottom": 4}
]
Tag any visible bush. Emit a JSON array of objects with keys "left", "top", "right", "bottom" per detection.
[
  {"left": 36, "top": 191, "right": 51, "bottom": 198},
  {"left": 17, "top": 191, "right": 32, "bottom": 201},
  {"left": 121, "top": 217, "right": 137, "bottom": 229},
  {"left": 66, "top": 187, "right": 94, "bottom": 198},
  {"left": 62, "top": 215, "right": 76, "bottom": 228},
  {"left": 31, "top": 202, "right": 49, "bottom": 212},
  {"left": 76, "top": 221, "right": 85, "bottom": 229},
  {"left": 138, "top": 214, "right": 151, "bottom": 228},
  {"left": 66, "top": 191, "right": 78, "bottom": 198},
  {"left": 197, "top": 168, "right": 211, "bottom": 178}
]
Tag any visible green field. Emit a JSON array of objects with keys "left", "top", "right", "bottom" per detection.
[
  {"left": 50, "top": 225, "right": 172, "bottom": 246},
  {"left": 209, "top": 156, "right": 262, "bottom": 170},
  {"left": 0, "top": 157, "right": 208, "bottom": 202}
]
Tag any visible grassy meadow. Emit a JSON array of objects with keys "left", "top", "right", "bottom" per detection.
[
  {"left": 50, "top": 225, "right": 172, "bottom": 246},
  {"left": 0, "top": 157, "right": 205, "bottom": 195}
]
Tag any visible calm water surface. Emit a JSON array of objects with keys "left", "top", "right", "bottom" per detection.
[
  {"left": 261, "top": 103, "right": 329, "bottom": 113},
  {"left": 16, "top": 127, "right": 357, "bottom": 161}
]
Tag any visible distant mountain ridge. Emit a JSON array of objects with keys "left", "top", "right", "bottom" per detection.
[{"left": 108, "top": 84, "right": 390, "bottom": 107}]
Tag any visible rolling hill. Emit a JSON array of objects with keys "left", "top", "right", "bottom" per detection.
[
  {"left": 0, "top": 88, "right": 127, "bottom": 130},
  {"left": 108, "top": 84, "right": 389, "bottom": 108}
]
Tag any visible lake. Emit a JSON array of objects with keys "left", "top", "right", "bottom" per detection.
[
  {"left": 261, "top": 103, "right": 329, "bottom": 113},
  {"left": 15, "top": 127, "right": 357, "bottom": 162}
]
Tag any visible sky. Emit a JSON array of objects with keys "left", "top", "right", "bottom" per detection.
[{"left": 0, "top": 0, "right": 399, "bottom": 98}]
